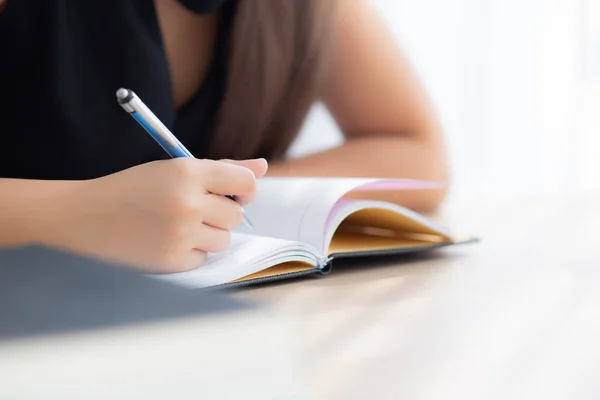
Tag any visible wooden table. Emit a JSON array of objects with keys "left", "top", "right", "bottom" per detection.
[{"left": 234, "top": 195, "right": 600, "bottom": 399}]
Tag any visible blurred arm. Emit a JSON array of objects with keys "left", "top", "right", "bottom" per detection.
[
  {"left": 0, "top": 178, "right": 72, "bottom": 247},
  {"left": 268, "top": 0, "right": 449, "bottom": 212}
]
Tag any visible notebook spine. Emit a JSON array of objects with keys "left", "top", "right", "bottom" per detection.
[{"left": 317, "top": 256, "right": 333, "bottom": 271}]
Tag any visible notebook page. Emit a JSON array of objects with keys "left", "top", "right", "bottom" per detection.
[
  {"left": 153, "top": 233, "right": 299, "bottom": 288},
  {"left": 234, "top": 178, "right": 379, "bottom": 251},
  {"left": 236, "top": 178, "right": 440, "bottom": 252}
]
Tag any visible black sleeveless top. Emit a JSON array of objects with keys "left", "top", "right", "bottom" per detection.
[{"left": 0, "top": 0, "right": 236, "bottom": 180}]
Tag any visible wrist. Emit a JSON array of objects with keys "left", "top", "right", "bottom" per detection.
[
  {"left": 32, "top": 180, "right": 84, "bottom": 248},
  {"left": 0, "top": 179, "right": 82, "bottom": 247}
]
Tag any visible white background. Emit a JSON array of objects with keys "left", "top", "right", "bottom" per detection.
[{"left": 289, "top": 0, "right": 600, "bottom": 205}]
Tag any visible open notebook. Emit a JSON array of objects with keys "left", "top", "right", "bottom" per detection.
[{"left": 155, "top": 178, "right": 476, "bottom": 288}]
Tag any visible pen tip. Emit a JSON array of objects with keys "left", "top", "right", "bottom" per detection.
[{"left": 241, "top": 218, "right": 253, "bottom": 229}]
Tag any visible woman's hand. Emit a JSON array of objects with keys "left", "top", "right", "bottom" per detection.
[{"left": 46, "top": 158, "right": 268, "bottom": 273}]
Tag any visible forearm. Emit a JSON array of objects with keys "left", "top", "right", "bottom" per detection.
[
  {"left": 0, "top": 178, "right": 73, "bottom": 247},
  {"left": 267, "top": 136, "right": 449, "bottom": 211}
]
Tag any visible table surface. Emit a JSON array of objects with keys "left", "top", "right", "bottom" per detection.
[{"left": 234, "top": 194, "right": 600, "bottom": 400}]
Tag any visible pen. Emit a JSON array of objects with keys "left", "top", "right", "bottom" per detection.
[{"left": 115, "top": 88, "right": 252, "bottom": 229}]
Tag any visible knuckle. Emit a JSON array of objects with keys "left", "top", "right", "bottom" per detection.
[
  {"left": 157, "top": 227, "right": 199, "bottom": 272},
  {"left": 164, "top": 222, "right": 190, "bottom": 245},
  {"left": 196, "top": 160, "right": 224, "bottom": 191},
  {"left": 170, "top": 159, "right": 196, "bottom": 182},
  {"left": 158, "top": 249, "right": 185, "bottom": 273},
  {"left": 165, "top": 190, "right": 199, "bottom": 218},
  {"left": 197, "top": 159, "right": 218, "bottom": 178}
]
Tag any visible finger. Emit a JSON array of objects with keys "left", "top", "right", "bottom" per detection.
[
  {"left": 179, "top": 249, "right": 208, "bottom": 272},
  {"left": 217, "top": 159, "right": 267, "bottom": 205},
  {"left": 200, "top": 194, "right": 243, "bottom": 230},
  {"left": 229, "top": 194, "right": 253, "bottom": 207},
  {"left": 199, "top": 160, "right": 257, "bottom": 197},
  {"left": 194, "top": 225, "right": 231, "bottom": 254},
  {"left": 226, "top": 192, "right": 255, "bottom": 207},
  {"left": 219, "top": 159, "right": 268, "bottom": 179},
  {"left": 151, "top": 249, "right": 207, "bottom": 274}
]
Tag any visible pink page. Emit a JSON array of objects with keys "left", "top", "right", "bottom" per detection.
[{"left": 324, "top": 179, "right": 443, "bottom": 233}]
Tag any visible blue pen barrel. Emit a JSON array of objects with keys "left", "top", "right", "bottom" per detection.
[
  {"left": 117, "top": 88, "right": 252, "bottom": 228},
  {"left": 131, "top": 112, "right": 191, "bottom": 158}
]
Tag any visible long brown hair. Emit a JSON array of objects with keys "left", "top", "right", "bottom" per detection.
[{"left": 207, "top": 0, "right": 337, "bottom": 161}]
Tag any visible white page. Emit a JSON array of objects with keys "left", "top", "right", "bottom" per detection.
[
  {"left": 237, "top": 177, "right": 442, "bottom": 252},
  {"left": 237, "top": 178, "right": 424, "bottom": 251}
]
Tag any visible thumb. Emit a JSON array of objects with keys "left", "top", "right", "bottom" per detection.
[{"left": 219, "top": 158, "right": 268, "bottom": 179}]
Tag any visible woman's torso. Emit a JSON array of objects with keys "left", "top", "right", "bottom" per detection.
[{"left": 0, "top": 0, "right": 236, "bottom": 180}]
